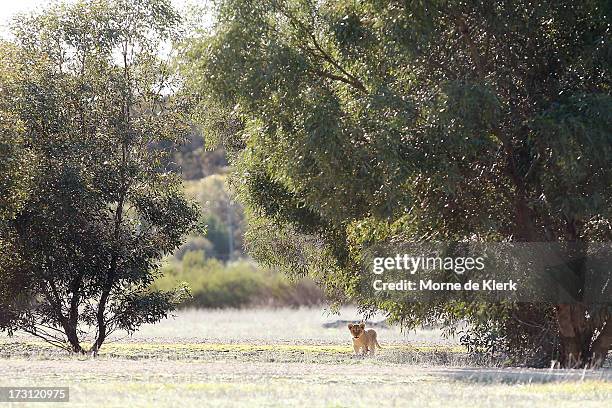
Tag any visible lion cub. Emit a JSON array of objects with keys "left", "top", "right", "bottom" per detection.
[{"left": 348, "top": 322, "right": 381, "bottom": 356}]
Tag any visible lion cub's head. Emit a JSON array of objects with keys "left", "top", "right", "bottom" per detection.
[{"left": 348, "top": 322, "right": 366, "bottom": 339}]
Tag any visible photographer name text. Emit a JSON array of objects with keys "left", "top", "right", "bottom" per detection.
[{"left": 373, "top": 279, "right": 517, "bottom": 291}]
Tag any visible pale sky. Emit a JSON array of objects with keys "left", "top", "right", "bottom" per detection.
[
  {"left": 0, "top": 0, "right": 211, "bottom": 38},
  {"left": 0, "top": 0, "right": 47, "bottom": 22}
]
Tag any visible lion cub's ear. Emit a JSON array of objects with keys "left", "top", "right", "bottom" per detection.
[
  {"left": 348, "top": 324, "right": 353, "bottom": 329},
  {"left": 359, "top": 323, "right": 365, "bottom": 328}
]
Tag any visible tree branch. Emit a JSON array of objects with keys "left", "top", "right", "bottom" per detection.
[
  {"left": 277, "top": 5, "right": 367, "bottom": 92},
  {"left": 455, "top": 14, "right": 486, "bottom": 78},
  {"left": 21, "top": 328, "right": 71, "bottom": 352}
]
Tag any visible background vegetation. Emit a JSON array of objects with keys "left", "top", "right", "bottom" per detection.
[
  {"left": 157, "top": 116, "right": 324, "bottom": 308},
  {"left": 155, "top": 251, "right": 323, "bottom": 308}
]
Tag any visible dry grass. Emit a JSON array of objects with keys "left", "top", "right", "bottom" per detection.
[{"left": 1, "top": 307, "right": 610, "bottom": 407}]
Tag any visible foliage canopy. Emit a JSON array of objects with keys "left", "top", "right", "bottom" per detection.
[{"left": 183, "top": 0, "right": 611, "bottom": 367}]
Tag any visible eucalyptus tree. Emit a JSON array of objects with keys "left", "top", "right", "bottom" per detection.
[
  {"left": 0, "top": 41, "right": 34, "bottom": 332},
  {"left": 0, "top": 0, "right": 199, "bottom": 354},
  {"left": 0, "top": 43, "right": 32, "bottom": 222},
  {"left": 183, "top": 0, "right": 611, "bottom": 367}
]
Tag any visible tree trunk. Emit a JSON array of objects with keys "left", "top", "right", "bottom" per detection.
[
  {"left": 556, "top": 304, "right": 588, "bottom": 367},
  {"left": 90, "top": 288, "right": 111, "bottom": 356},
  {"left": 64, "top": 323, "right": 85, "bottom": 354},
  {"left": 66, "top": 276, "right": 84, "bottom": 354},
  {"left": 556, "top": 304, "right": 611, "bottom": 368},
  {"left": 589, "top": 315, "right": 612, "bottom": 368}
]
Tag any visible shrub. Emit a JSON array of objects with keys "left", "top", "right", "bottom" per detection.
[{"left": 154, "top": 251, "right": 323, "bottom": 308}]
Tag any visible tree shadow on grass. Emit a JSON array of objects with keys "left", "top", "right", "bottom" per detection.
[{"left": 428, "top": 366, "right": 612, "bottom": 385}]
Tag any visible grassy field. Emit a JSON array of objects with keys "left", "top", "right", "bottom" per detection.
[{"left": 1, "top": 308, "right": 610, "bottom": 407}]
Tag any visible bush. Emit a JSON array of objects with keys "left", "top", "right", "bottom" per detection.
[
  {"left": 457, "top": 303, "right": 560, "bottom": 368},
  {"left": 154, "top": 251, "right": 324, "bottom": 308}
]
